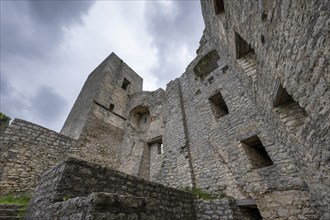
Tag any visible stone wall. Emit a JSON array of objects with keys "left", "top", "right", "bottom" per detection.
[
  {"left": 197, "top": 0, "right": 330, "bottom": 219},
  {"left": 119, "top": 89, "right": 166, "bottom": 179},
  {"left": 194, "top": 199, "right": 262, "bottom": 220},
  {"left": 0, "top": 119, "right": 78, "bottom": 194},
  {"left": 60, "top": 54, "right": 112, "bottom": 139},
  {"left": 151, "top": 79, "right": 195, "bottom": 188},
  {"left": 26, "top": 157, "right": 196, "bottom": 220}
]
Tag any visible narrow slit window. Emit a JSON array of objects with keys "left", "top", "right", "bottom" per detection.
[
  {"left": 158, "top": 144, "right": 164, "bottom": 155},
  {"left": 214, "top": 0, "right": 224, "bottom": 14},
  {"left": 109, "top": 104, "right": 114, "bottom": 112},
  {"left": 209, "top": 91, "right": 229, "bottom": 119},
  {"left": 241, "top": 135, "right": 273, "bottom": 169},
  {"left": 122, "top": 78, "right": 130, "bottom": 91}
]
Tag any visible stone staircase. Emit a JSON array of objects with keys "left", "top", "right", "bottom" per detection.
[
  {"left": 0, "top": 204, "right": 24, "bottom": 220},
  {"left": 237, "top": 52, "right": 257, "bottom": 81}
]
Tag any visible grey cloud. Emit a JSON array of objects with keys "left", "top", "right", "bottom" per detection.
[
  {"left": 28, "top": 1, "right": 94, "bottom": 28},
  {"left": 144, "top": 1, "right": 204, "bottom": 85},
  {"left": 1, "top": 0, "right": 94, "bottom": 130},
  {"left": 0, "top": 76, "right": 67, "bottom": 130},
  {"left": 0, "top": 72, "right": 28, "bottom": 118},
  {"left": 32, "top": 86, "right": 67, "bottom": 123},
  {"left": 1, "top": 0, "right": 95, "bottom": 61}
]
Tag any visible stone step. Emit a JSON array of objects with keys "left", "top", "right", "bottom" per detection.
[
  {"left": 0, "top": 217, "right": 20, "bottom": 220},
  {"left": 0, "top": 205, "right": 23, "bottom": 210},
  {"left": 0, "top": 204, "right": 24, "bottom": 220},
  {"left": 0, "top": 208, "right": 20, "bottom": 216}
]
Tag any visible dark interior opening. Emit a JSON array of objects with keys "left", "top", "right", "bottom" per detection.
[
  {"left": 241, "top": 135, "right": 273, "bottom": 169},
  {"left": 261, "top": 12, "right": 267, "bottom": 21},
  {"left": 261, "top": 35, "right": 265, "bottom": 44},
  {"left": 209, "top": 91, "right": 229, "bottom": 119},
  {"left": 109, "top": 104, "right": 114, "bottom": 112},
  {"left": 214, "top": 0, "right": 224, "bottom": 14},
  {"left": 273, "top": 83, "right": 297, "bottom": 107},
  {"left": 235, "top": 32, "right": 255, "bottom": 59},
  {"left": 273, "top": 82, "right": 307, "bottom": 131},
  {"left": 122, "top": 78, "right": 130, "bottom": 91},
  {"left": 193, "top": 50, "right": 220, "bottom": 79},
  {"left": 239, "top": 206, "right": 263, "bottom": 220}
]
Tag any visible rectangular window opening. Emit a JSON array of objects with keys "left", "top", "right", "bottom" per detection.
[
  {"left": 235, "top": 32, "right": 255, "bottom": 59},
  {"left": 193, "top": 50, "right": 220, "bottom": 79},
  {"left": 241, "top": 135, "right": 273, "bottom": 169},
  {"left": 214, "top": 0, "right": 224, "bottom": 14},
  {"left": 273, "top": 82, "right": 307, "bottom": 131},
  {"left": 109, "top": 104, "right": 114, "bottom": 112},
  {"left": 122, "top": 78, "right": 131, "bottom": 91},
  {"left": 158, "top": 144, "right": 164, "bottom": 155},
  {"left": 209, "top": 91, "right": 229, "bottom": 119}
]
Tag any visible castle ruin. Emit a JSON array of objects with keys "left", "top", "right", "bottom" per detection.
[{"left": 1, "top": 0, "right": 329, "bottom": 219}]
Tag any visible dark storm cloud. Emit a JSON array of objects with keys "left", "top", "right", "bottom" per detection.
[
  {"left": 1, "top": 0, "right": 94, "bottom": 130},
  {"left": 144, "top": 1, "right": 204, "bottom": 83},
  {"left": 1, "top": 0, "right": 95, "bottom": 60}
]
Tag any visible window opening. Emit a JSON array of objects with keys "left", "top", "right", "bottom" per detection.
[
  {"left": 157, "top": 144, "right": 164, "bottom": 155},
  {"left": 122, "top": 78, "right": 130, "bottom": 91},
  {"left": 109, "top": 104, "right": 114, "bottom": 112},
  {"left": 194, "top": 50, "right": 220, "bottom": 79},
  {"left": 239, "top": 207, "right": 263, "bottom": 220},
  {"left": 241, "top": 135, "right": 273, "bottom": 169},
  {"left": 209, "top": 91, "right": 229, "bottom": 119},
  {"left": 235, "top": 32, "right": 257, "bottom": 80},
  {"left": 235, "top": 32, "right": 255, "bottom": 59},
  {"left": 214, "top": 0, "right": 224, "bottom": 14},
  {"left": 273, "top": 82, "right": 307, "bottom": 131},
  {"left": 260, "top": 35, "right": 265, "bottom": 44}
]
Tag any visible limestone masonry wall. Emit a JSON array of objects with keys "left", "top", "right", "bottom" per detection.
[
  {"left": 26, "top": 157, "right": 196, "bottom": 220},
  {"left": 0, "top": 119, "right": 78, "bottom": 193}
]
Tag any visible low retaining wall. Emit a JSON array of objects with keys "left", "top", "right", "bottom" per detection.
[{"left": 26, "top": 157, "right": 196, "bottom": 219}]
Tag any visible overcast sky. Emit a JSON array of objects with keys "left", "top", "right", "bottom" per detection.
[{"left": 0, "top": 0, "right": 204, "bottom": 132}]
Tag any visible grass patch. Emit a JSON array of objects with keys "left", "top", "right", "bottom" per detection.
[
  {"left": 181, "top": 186, "right": 216, "bottom": 200},
  {"left": 0, "top": 194, "right": 30, "bottom": 205},
  {"left": 0, "top": 194, "right": 31, "bottom": 219}
]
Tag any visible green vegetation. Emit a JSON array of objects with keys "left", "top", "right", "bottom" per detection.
[
  {"left": 62, "top": 195, "right": 71, "bottom": 201},
  {"left": 0, "top": 194, "right": 31, "bottom": 219},
  {"left": 0, "top": 112, "right": 11, "bottom": 124},
  {"left": 0, "top": 194, "right": 30, "bottom": 205}
]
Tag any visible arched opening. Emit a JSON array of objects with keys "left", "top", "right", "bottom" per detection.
[{"left": 129, "top": 105, "right": 150, "bottom": 131}]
